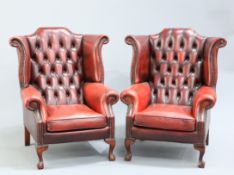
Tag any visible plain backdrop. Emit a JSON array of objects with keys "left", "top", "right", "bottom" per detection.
[{"left": 0, "top": 0, "right": 234, "bottom": 174}]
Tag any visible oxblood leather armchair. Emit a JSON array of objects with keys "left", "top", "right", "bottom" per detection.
[
  {"left": 10, "top": 27, "right": 119, "bottom": 169},
  {"left": 121, "top": 28, "right": 226, "bottom": 168}
]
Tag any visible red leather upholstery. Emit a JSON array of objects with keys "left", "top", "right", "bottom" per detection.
[
  {"left": 83, "top": 83, "right": 119, "bottom": 117},
  {"left": 10, "top": 27, "right": 119, "bottom": 168},
  {"left": 134, "top": 104, "right": 195, "bottom": 131},
  {"left": 82, "top": 35, "right": 108, "bottom": 82},
  {"left": 122, "top": 28, "right": 226, "bottom": 167},
  {"left": 203, "top": 38, "right": 227, "bottom": 86},
  {"left": 46, "top": 104, "right": 107, "bottom": 132},
  {"left": 120, "top": 83, "right": 151, "bottom": 115},
  {"left": 10, "top": 27, "right": 118, "bottom": 126},
  {"left": 149, "top": 29, "right": 206, "bottom": 106},
  {"left": 193, "top": 86, "right": 216, "bottom": 121},
  {"left": 21, "top": 85, "right": 47, "bottom": 122},
  {"left": 27, "top": 28, "right": 83, "bottom": 105},
  {"left": 125, "top": 35, "right": 150, "bottom": 84}
]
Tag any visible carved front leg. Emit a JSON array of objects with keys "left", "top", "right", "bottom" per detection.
[
  {"left": 194, "top": 144, "right": 206, "bottom": 168},
  {"left": 125, "top": 138, "right": 135, "bottom": 161},
  {"left": 206, "top": 131, "right": 209, "bottom": 146},
  {"left": 24, "top": 126, "right": 30, "bottom": 146},
  {"left": 104, "top": 138, "right": 116, "bottom": 161},
  {"left": 36, "top": 145, "right": 48, "bottom": 169}
]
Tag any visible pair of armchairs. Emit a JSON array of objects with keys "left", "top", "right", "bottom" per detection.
[{"left": 10, "top": 27, "right": 226, "bottom": 169}]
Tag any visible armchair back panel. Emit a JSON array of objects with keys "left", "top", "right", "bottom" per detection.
[
  {"left": 150, "top": 29, "right": 206, "bottom": 106},
  {"left": 26, "top": 28, "right": 83, "bottom": 105},
  {"left": 12, "top": 28, "right": 106, "bottom": 106}
]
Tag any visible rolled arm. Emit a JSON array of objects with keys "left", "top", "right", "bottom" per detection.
[
  {"left": 193, "top": 86, "right": 216, "bottom": 121},
  {"left": 21, "top": 86, "right": 47, "bottom": 122},
  {"left": 120, "top": 82, "right": 151, "bottom": 116},
  {"left": 83, "top": 83, "right": 119, "bottom": 117}
]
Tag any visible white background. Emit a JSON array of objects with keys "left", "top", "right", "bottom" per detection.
[{"left": 0, "top": 0, "right": 234, "bottom": 174}]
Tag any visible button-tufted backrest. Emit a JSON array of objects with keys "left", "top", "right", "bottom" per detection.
[
  {"left": 27, "top": 28, "right": 83, "bottom": 105},
  {"left": 149, "top": 28, "right": 206, "bottom": 106}
]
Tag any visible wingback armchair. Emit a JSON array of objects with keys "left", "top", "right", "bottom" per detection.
[
  {"left": 10, "top": 27, "right": 119, "bottom": 169},
  {"left": 121, "top": 28, "right": 226, "bottom": 168}
]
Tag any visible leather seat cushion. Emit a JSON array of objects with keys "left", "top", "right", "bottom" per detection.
[
  {"left": 46, "top": 104, "right": 107, "bottom": 132},
  {"left": 134, "top": 104, "right": 195, "bottom": 131}
]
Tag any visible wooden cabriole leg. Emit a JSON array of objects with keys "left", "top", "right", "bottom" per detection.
[
  {"left": 194, "top": 144, "right": 206, "bottom": 168},
  {"left": 124, "top": 138, "right": 135, "bottom": 161},
  {"left": 206, "top": 131, "right": 209, "bottom": 146},
  {"left": 36, "top": 145, "right": 48, "bottom": 169},
  {"left": 24, "top": 126, "right": 30, "bottom": 146},
  {"left": 104, "top": 138, "right": 116, "bottom": 161}
]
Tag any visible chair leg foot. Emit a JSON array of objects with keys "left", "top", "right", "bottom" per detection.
[
  {"left": 104, "top": 138, "right": 116, "bottom": 161},
  {"left": 24, "top": 127, "right": 30, "bottom": 146},
  {"left": 124, "top": 138, "right": 135, "bottom": 161},
  {"left": 206, "top": 131, "right": 209, "bottom": 146},
  {"left": 194, "top": 144, "right": 205, "bottom": 168},
  {"left": 36, "top": 145, "right": 48, "bottom": 169}
]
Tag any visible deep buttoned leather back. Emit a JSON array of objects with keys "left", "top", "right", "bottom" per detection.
[
  {"left": 27, "top": 28, "right": 83, "bottom": 105},
  {"left": 149, "top": 28, "right": 206, "bottom": 105}
]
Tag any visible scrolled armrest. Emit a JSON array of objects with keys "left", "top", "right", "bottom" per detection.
[
  {"left": 120, "top": 82, "right": 151, "bottom": 116},
  {"left": 21, "top": 86, "right": 47, "bottom": 122},
  {"left": 83, "top": 83, "right": 119, "bottom": 117},
  {"left": 193, "top": 86, "right": 216, "bottom": 121}
]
